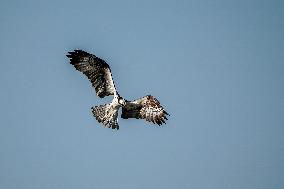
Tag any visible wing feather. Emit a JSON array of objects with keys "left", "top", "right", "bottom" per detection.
[
  {"left": 67, "top": 50, "right": 117, "bottom": 98},
  {"left": 121, "top": 95, "right": 169, "bottom": 126}
]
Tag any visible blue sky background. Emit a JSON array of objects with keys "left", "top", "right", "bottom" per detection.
[{"left": 0, "top": 0, "right": 283, "bottom": 188}]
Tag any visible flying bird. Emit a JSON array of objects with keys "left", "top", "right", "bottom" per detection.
[{"left": 66, "top": 50, "right": 169, "bottom": 130}]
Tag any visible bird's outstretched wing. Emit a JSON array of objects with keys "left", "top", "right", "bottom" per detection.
[
  {"left": 67, "top": 50, "right": 117, "bottom": 98},
  {"left": 121, "top": 95, "right": 169, "bottom": 125}
]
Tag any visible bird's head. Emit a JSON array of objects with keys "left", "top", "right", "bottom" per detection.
[{"left": 118, "top": 97, "right": 126, "bottom": 106}]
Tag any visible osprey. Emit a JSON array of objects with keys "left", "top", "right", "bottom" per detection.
[{"left": 67, "top": 50, "right": 169, "bottom": 130}]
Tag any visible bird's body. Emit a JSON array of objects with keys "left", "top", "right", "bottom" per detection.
[{"left": 67, "top": 50, "right": 169, "bottom": 130}]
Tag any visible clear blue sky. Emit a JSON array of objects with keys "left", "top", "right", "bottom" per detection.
[{"left": 0, "top": 0, "right": 283, "bottom": 188}]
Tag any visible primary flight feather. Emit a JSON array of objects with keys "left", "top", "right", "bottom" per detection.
[{"left": 67, "top": 50, "right": 169, "bottom": 130}]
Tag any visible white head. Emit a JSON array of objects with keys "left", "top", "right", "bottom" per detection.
[
  {"left": 115, "top": 94, "right": 126, "bottom": 106},
  {"left": 118, "top": 96, "right": 126, "bottom": 106}
]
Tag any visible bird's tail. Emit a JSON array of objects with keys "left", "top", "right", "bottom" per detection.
[{"left": 91, "top": 104, "right": 119, "bottom": 130}]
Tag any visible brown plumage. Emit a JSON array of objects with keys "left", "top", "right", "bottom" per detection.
[{"left": 121, "top": 95, "right": 169, "bottom": 126}]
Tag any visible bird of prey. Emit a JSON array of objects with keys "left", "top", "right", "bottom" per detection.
[{"left": 67, "top": 50, "right": 169, "bottom": 130}]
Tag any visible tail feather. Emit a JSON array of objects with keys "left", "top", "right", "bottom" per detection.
[{"left": 91, "top": 104, "right": 119, "bottom": 130}]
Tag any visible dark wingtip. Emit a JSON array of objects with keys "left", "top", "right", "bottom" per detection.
[
  {"left": 74, "top": 49, "right": 84, "bottom": 52},
  {"left": 111, "top": 125, "right": 119, "bottom": 130},
  {"left": 66, "top": 49, "right": 86, "bottom": 57},
  {"left": 164, "top": 111, "right": 170, "bottom": 116}
]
